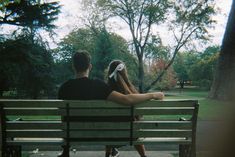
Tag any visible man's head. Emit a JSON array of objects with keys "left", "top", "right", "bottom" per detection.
[{"left": 72, "top": 50, "right": 92, "bottom": 74}]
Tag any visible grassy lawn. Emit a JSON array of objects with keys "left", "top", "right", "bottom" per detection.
[{"left": 164, "top": 88, "right": 228, "bottom": 120}]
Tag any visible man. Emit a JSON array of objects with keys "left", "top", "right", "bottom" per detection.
[{"left": 58, "top": 50, "right": 164, "bottom": 157}]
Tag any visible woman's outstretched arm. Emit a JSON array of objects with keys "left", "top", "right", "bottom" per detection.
[{"left": 107, "top": 91, "right": 164, "bottom": 106}]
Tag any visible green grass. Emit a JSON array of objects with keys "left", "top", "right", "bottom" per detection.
[{"left": 164, "top": 88, "right": 228, "bottom": 120}]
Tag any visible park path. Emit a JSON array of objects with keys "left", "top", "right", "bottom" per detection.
[{"left": 28, "top": 120, "right": 218, "bottom": 157}]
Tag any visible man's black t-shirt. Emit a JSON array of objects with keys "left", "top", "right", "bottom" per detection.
[{"left": 58, "top": 77, "right": 113, "bottom": 100}]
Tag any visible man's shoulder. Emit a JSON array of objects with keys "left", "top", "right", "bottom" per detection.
[
  {"left": 58, "top": 79, "right": 75, "bottom": 99},
  {"left": 60, "top": 79, "right": 75, "bottom": 87},
  {"left": 91, "top": 78, "right": 108, "bottom": 86}
]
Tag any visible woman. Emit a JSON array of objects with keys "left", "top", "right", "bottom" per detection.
[{"left": 105, "top": 60, "right": 164, "bottom": 157}]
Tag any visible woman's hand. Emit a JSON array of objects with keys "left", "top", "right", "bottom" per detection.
[{"left": 151, "top": 92, "right": 164, "bottom": 100}]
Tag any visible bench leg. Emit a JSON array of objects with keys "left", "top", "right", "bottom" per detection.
[
  {"left": 58, "top": 145, "right": 69, "bottom": 157},
  {"left": 179, "top": 144, "right": 195, "bottom": 157},
  {"left": 3, "top": 146, "right": 21, "bottom": 157}
]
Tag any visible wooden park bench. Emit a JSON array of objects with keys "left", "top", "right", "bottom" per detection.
[{"left": 0, "top": 99, "right": 199, "bottom": 157}]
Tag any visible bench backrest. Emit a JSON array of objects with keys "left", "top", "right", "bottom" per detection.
[{"left": 0, "top": 99, "right": 199, "bottom": 150}]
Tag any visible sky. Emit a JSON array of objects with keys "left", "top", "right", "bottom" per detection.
[{"left": 1, "top": 0, "right": 233, "bottom": 51}]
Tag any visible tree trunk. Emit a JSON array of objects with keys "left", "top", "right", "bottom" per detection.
[
  {"left": 138, "top": 58, "right": 144, "bottom": 93},
  {"left": 209, "top": 1, "right": 235, "bottom": 101}
]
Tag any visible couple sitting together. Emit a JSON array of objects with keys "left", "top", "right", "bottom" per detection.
[{"left": 58, "top": 50, "right": 164, "bottom": 157}]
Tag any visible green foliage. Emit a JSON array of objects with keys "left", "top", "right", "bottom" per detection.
[
  {"left": 93, "top": 28, "right": 114, "bottom": 79},
  {"left": 145, "top": 35, "right": 170, "bottom": 61},
  {"left": 0, "top": 0, "right": 60, "bottom": 31},
  {"left": 173, "top": 46, "right": 220, "bottom": 90},
  {"left": 98, "top": 0, "right": 170, "bottom": 25},
  {"left": 190, "top": 46, "right": 219, "bottom": 90},
  {"left": 0, "top": 0, "right": 61, "bottom": 98},
  {"left": 0, "top": 33, "right": 55, "bottom": 98},
  {"left": 54, "top": 28, "right": 96, "bottom": 62},
  {"left": 52, "top": 59, "right": 73, "bottom": 88},
  {"left": 173, "top": 52, "right": 199, "bottom": 88},
  {"left": 171, "top": 0, "right": 216, "bottom": 45},
  {"left": 54, "top": 27, "right": 138, "bottom": 85}
]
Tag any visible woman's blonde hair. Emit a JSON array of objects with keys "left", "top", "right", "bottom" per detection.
[{"left": 108, "top": 60, "right": 138, "bottom": 94}]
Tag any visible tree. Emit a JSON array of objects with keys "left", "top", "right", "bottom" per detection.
[
  {"left": 97, "top": 0, "right": 170, "bottom": 92},
  {"left": 0, "top": 0, "right": 60, "bottom": 32},
  {"left": 81, "top": 0, "right": 110, "bottom": 33},
  {"left": 209, "top": 1, "right": 235, "bottom": 101},
  {"left": 0, "top": 0, "right": 60, "bottom": 98},
  {"left": 144, "top": 35, "right": 170, "bottom": 70},
  {"left": 173, "top": 47, "right": 219, "bottom": 90},
  {"left": 0, "top": 33, "right": 54, "bottom": 98},
  {"left": 145, "top": 0, "right": 216, "bottom": 91},
  {"left": 54, "top": 28, "right": 96, "bottom": 61},
  {"left": 190, "top": 47, "right": 219, "bottom": 90},
  {"left": 93, "top": 28, "right": 115, "bottom": 79},
  {"left": 173, "top": 53, "right": 194, "bottom": 89},
  {"left": 96, "top": 0, "right": 215, "bottom": 92}
]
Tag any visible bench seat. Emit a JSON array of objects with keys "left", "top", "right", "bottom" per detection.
[{"left": 0, "top": 99, "right": 199, "bottom": 157}]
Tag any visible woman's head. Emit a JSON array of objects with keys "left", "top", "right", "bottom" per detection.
[{"left": 108, "top": 60, "right": 138, "bottom": 94}]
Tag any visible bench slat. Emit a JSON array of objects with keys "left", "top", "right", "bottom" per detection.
[
  {"left": 134, "top": 121, "right": 192, "bottom": 129},
  {"left": 70, "top": 141, "right": 129, "bottom": 145},
  {"left": 6, "top": 130, "right": 65, "bottom": 138},
  {"left": 6, "top": 121, "right": 65, "bottom": 130},
  {"left": 69, "top": 108, "right": 131, "bottom": 116},
  {"left": 137, "top": 100, "right": 197, "bottom": 107},
  {"left": 6, "top": 121, "right": 130, "bottom": 130},
  {"left": 134, "top": 107, "right": 194, "bottom": 115},
  {"left": 70, "top": 122, "right": 130, "bottom": 130},
  {"left": 1, "top": 100, "right": 65, "bottom": 107},
  {"left": 70, "top": 130, "right": 130, "bottom": 138},
  {"left": 4, "top": 108, "right": 63, "bottom": 116},
  {"left": 0, "top": 100, "right": 197, "bottom": 108},
  {"left": 64, "top": 116, "right": 132, "bottom": 122},
  {"left": 68, "top": 101, "right": 130, "bottom": 108},
  {"left": 134, "top": 129, "right": 192, "bottom": 138},
  {"left": 133, "top": 138, "right": 192, "bottom": 145},
  {"left": 7, "top": 139, "right": 64, "bottom": 145}
]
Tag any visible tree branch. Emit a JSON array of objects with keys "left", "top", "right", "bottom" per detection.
[
  {"left": 0, "top": 20, "right": 24, "bottom": 27},
  {"left": 141, "top": 13, "right": 153, "bottom": 54},
  {"left": 136, "top": 0, "right": 147, "bottom": 40},
  {"left": 144, "top": 26, "right": 200, "bottom": 92}
]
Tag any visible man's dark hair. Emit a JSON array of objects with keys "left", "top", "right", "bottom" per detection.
[{"left": 72, "top": 50, "right": 91, "bottom": 73}]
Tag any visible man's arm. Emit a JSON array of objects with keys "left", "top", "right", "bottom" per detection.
[{"left": 107, "top": 91, "right": 164, "bottom": 106}]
